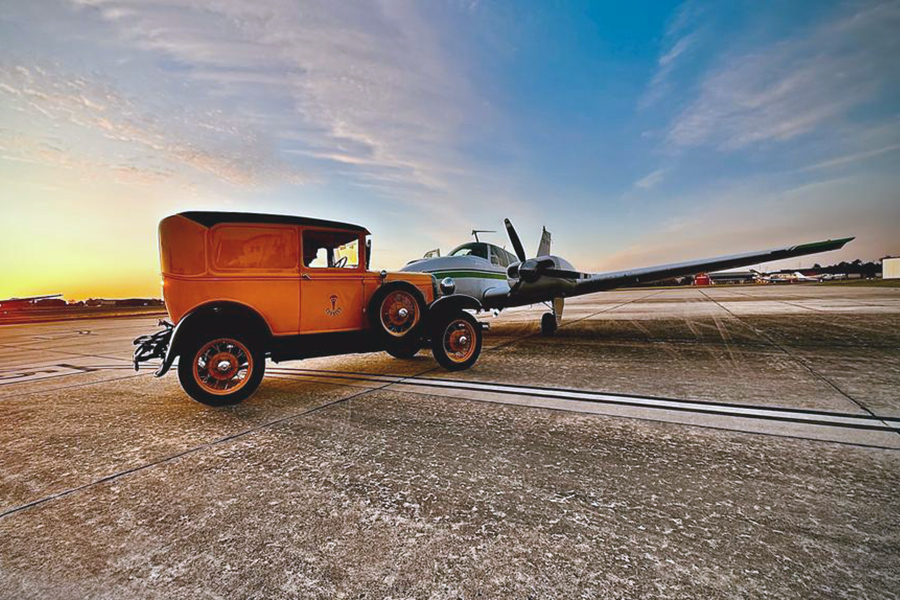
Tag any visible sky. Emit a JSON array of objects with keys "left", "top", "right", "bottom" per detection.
[{"left": 1, "top": 0, "right": 898, "bottom": 299}]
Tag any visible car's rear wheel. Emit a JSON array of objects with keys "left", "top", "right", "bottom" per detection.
[
  {"left": 178, "top": 333, "right": 265, "bottom": 406},
  {"left": 431, "top": 311, "right": 482, "bottom": 371},
  {"left": 385, "top": 337, "right": 422, "bottom": 359}
]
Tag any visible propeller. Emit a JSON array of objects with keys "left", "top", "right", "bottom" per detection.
[
  {"left": 504, "top": 219, "right": 588, "bottom": 286},
  {"left": 504, "top": 218, "right": 527, "bottom": 263}
]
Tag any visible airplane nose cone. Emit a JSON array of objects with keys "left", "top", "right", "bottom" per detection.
[{"left": 518, "top": 259, "right": 541, "bottom": 283}]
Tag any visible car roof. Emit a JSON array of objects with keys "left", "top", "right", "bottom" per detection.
[{"left": 179, "top": 211, "right": 370, "bottom": 234}]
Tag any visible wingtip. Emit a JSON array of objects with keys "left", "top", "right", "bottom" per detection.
[{"left": 835, "top": 236, "right": 855, "bottom": 247}]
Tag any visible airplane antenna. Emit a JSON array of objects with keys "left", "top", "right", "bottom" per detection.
[{"left": 471, "top": 229, "right": 496, "bottom": 242}]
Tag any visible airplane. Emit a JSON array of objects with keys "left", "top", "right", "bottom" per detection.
[
  {"left": 750, "top": 269, "right": 791, "bottom": 284},
  {"left": 401, "top": 219, "right": 854, "bottom": 335},
  {"left": 0, "top": 294, "right": 63, "bottom": 309},
  {"left": 791, "top": 271, "right": 827, "bottom": 283},
  {"left": 750, "top": 269, "right": 827, "bottom": 284}
]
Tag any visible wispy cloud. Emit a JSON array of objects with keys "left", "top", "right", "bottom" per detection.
[
  {"left": 640, "top": 1, "right": 704, "bottom": 108},
  {"left": 802, "top": 143, "right": 900, "bottom": 171},
  {"left": 665, "top": 1, "right": 900, "bottom": 150},
  {"left": 596, "top": 172, "right": 899, "bottom": 272},
  {"left": 633, "top": 168, "right": 669, "bottom": 190},
  {"left": 0, "top": 61, "right": 305, "bottom": 186},
  {"left": 62, "top": 0, "right": 477, "bottom": 201}
]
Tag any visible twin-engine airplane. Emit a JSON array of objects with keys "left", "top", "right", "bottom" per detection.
[{"left": 401, "top": 220, "right": 853, "bottom": 335}]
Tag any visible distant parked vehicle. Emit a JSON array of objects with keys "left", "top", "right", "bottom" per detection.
[{"left": 134, "top": 212, "right": 485, "bottom": 406}]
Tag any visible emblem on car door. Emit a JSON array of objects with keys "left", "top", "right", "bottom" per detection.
[{"left": 325, "top": 294, "right": 342, "bottom": 317}]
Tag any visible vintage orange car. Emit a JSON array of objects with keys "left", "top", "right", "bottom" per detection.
[{"left": 134, "top": 211, "right": 484, "bottom": 405}]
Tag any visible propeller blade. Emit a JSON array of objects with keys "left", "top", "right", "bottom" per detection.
[{"left": 504, "top": 218, "right": 527, "bottom": 262}]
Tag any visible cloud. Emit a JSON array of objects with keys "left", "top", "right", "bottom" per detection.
[
  {"left": 802, "top": 144, "right": 900, "bottom": 172},
  {"left": 595, "top": 172, "right": 899, "bottom": 272},
  {"left": 640, "top": 1, "right": 703, "bottom": 108},
  {"left": 61, "top": 0, "right": 477, "bottom": 202},
  {"left": 633, "top": 168, "right": 669, "bottom": 190},
  {"left": 0, "top": 61, "right": 306, "bottom": 187},
  {"left": 665, "top": 1, "right": 900, "bottom": 150}
]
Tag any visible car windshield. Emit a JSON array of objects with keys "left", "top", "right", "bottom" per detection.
[{"left": 448, "top": 243, "right": 488, "bottom": 260}]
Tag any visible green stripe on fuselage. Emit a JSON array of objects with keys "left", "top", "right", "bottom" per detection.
[{"left": 430, "top": 269, "right": 508, "bottom": 280}]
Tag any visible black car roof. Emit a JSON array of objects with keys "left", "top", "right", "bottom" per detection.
[{"left": 179, "top": 211, "right": 370, "bottom": 234}]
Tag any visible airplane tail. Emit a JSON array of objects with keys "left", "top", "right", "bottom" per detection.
[{"left": 537, "top": 227, "right": 551, "bottom": 257}]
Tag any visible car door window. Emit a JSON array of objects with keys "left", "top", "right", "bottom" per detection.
[{"left": 303, "top": 231, "right": 360, "bottom": 269}]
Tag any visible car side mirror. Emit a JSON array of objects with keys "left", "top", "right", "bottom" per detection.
[{"left": 365, "top": 239, "right": 372, "bottom": 270}]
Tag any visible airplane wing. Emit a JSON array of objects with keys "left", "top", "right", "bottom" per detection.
[
  {"left": 0, "top": 293, "right": 63, "bottom": 306},
  {"left": 483, "top": 237, "right": 853, "bottom": 307},
  {"left": 572, "top": 236, "right": 854, "bottom": 294}
]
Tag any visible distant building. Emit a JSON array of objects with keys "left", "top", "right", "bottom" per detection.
[
  {"left": 709, "top": 270, "right": 756, "bottom": 284},
  {"left": 35, "top": 298, "right": 67, "bottom": 307},
  {"left": 884, "top": 257, "right": 900, "bottom": 280}
]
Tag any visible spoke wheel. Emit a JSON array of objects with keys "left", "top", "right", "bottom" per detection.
[
  {"left": 431, "top": 310, "right": 482, "bottom": 371},
  {"left": 379, "top": 290, "right": 420, "bottom": 337},
  {"left": 442, "top": 319, "right": 477, "bottom": 364},
  {"left": 192, "top": 338, "right": 254, "bottom": 395}
]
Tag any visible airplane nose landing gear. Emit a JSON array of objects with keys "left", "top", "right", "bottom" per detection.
[{"left": 541, "top": 312, "right": 557, "bottom": 336}]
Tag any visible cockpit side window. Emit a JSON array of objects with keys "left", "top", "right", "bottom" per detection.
[{"left": 488, "top": 244, "right": 509, "bottom": 267}]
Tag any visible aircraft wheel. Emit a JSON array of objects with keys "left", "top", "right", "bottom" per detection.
[
  {"left": 178, "top": 331, "right": 265, "bottom": 406},
  {"left": 431, "top": 311, "right": 482, "bottom": 371},
  {"left": 541, "top": 312, "right": 558, "bottom": 336},
  {"left": 369, "top": 282, "right": 426, "bottom": 343}
]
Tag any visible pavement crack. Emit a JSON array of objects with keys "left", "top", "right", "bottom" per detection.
[{"left": 0, "top": 364, "right": 440, "bottom": 520}]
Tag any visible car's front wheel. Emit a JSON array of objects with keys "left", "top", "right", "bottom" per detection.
[
  {"left": 430, "top": 311, "right": 482, "bottom": 371},
  {"left": 177, "top": 332, "right": 265, "bottom": 406}
]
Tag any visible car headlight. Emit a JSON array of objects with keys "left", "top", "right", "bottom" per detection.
[{"left": 440, "top": 277, "right": 456, "bottom": 296}]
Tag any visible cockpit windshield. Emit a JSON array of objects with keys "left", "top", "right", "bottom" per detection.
[{"left": 448, "top": 243, "right": 488, "bottom": 260}]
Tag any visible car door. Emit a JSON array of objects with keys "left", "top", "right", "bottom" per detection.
[{"left": 299, "top": 229, "right": 366, "bottom": 333}]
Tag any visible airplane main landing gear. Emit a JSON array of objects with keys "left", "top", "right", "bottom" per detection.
[{"left": 541, "top": 312, "right": 557, "bottom": 336}]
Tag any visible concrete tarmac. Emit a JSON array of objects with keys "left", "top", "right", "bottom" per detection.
[{"left": 1, "top": 285, "right": 899, "bottom": 598}]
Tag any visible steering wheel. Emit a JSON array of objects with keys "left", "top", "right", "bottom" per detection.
[{"left": 334, "top": 255, "right": 348, "bottom": 269}]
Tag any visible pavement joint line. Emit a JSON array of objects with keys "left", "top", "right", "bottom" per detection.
[
  {"left": 270, "top": 366, "right": 900, "bottom": 420},
  {"left": 485, "top": 290, "right": 665, "bottom": 355},
  {"left": 264, "top": 368, "right": 899, "bottom": 430},
  {"left": 711, "top": 289, "right": 894, "bottom": 335},
  {"left": 697, "top": 289, "right": 896, "bottom": 434},
  {"left": 0, "top": 372, "right": 150, "bottom": 401},
  {"left": 264, "top": 372, "right": 900, "bottom": 452},
  {"left": 0, "top": 362, "right": 442, "bottom": 521},
  {"left": 0, "top": 311, "right": 168, "bottom": 327},
  {"left": 0, "top": 341, "right": 132, "bottom": 364},
  {"left": 0, "top": 362, "right": 99, "bottom": 384}
]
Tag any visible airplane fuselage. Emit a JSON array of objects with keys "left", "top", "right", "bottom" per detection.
[
  {"left": 401, "top": 255, "right": 509, "bottom": 305},
  {"left": 401, "top": 253, "right": 581, "bottom": 309}
]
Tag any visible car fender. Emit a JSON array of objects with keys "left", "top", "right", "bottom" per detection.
[
  {"left": 155, "top": 302, "right": 271, "bottom": 377},
  {"left": 429, "top": 294, "right": 482, "bottom": 316}
]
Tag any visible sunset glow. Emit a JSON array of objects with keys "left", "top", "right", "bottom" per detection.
[{"left": 2, "top": 1, "right": 899, "bottom": 300}]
